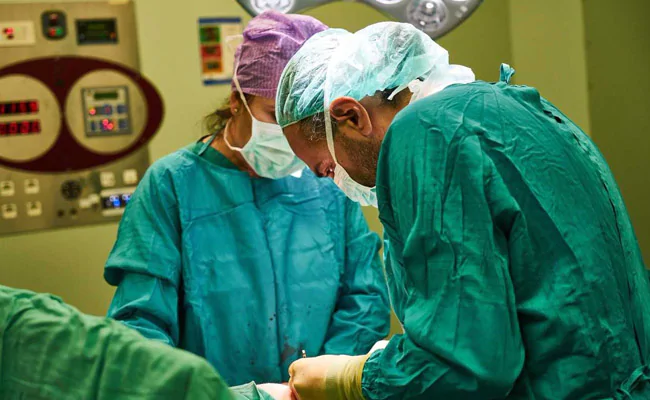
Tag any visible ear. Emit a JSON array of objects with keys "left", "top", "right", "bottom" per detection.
[
  {"left": 329, "top": 97, "right": 372, "bottom": 137},
  {"left": 229, "top": 91, "right": 242, "bottom": 115}
]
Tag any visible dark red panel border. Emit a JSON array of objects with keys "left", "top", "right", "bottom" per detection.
[{"left": 0, "top": 56, "right": 164, "bottom": 172}]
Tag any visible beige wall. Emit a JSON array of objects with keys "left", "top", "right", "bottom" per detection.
[
  {"left": 2, "top": 0, "right": 646, "bottom": 319},
  {"left": 584, "top": 0, "right": 650, "bottom": 265},
  {"left": 508, "top": 0, "right": 591, "bottom": 133}
]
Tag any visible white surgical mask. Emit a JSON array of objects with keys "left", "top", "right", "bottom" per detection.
[
  {"left": 332, "top": 163, "right": 377, "bottom": 207},
  {"left": 225, "top": 62, "right": 304, "bottom": 179}
]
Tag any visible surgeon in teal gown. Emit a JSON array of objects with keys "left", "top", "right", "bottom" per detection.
[
  {"left": 104, "top": 12, "right": 390, "bottom": 387},
  {"left": 276, "top": 22, "right": 650, "bottom": 400}
]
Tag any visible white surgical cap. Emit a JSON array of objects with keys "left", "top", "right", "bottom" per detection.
[{"left": 276, "top": 21, "right": 475, "bottom": 128}]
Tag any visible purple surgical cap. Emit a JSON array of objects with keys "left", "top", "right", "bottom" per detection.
[{"left": 231, "top": 11, "right": 328, "bottom": 99}]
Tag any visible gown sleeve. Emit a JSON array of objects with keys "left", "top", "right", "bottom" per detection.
[{"left": 104, "top": 161, "right": 183, "bottom": 347}]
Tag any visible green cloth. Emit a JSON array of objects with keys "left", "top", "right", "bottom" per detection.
[
  {"left": 0, "top": 285, "right": 272, "bottom": 400},
  {"left": 366, "top": 70, "right": 650, "bottom": 399}
]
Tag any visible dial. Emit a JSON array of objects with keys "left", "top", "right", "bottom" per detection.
[{"left": 61, "top": 180, "right": 82, "bottom": 200}]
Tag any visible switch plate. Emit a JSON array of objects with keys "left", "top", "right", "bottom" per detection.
[
  {"left": 0, "top": 21, "right": 36, "bottom": 47},
  {"left": 26, "top": 201, "right": 42, "bottom": 217},
  {"left": 100, "top": 171, "right": 116, "bottom": 187},
  {"left": 122, "top": 169, "right": 138, "bottom": 185},
  {"left": 24, "top": 178, "right": 40, "bottom": 195},
  {"left": 1, "top": 203, "right": 18, "bottom": 219},
  {"left": 1, "top": 181, "right": 15, "bottom": 197}
]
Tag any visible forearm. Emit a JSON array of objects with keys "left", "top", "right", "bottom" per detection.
[{"left": 108, "top": 272, "right": 180, "bottom": 346}]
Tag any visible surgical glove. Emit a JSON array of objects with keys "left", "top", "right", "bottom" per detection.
[
  {"left": 257, "top": 383, "right": 293, "bottom": 399},
  {"left": 368, "top": 340, "right": 388, "bottom": 354},
  {"left": 289, "top": 355, "right": 368, "bottom": 400}
]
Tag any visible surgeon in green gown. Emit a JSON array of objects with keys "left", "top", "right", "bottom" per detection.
[
  {"left": 0, "top": 285, "right": 292, "bottom": 399},
  {"left": 274, "top": 22, "right": 650, "bottom": 399}
]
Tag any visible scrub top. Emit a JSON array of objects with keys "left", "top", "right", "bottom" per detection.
[
  {"left": 105, "top": 139, "right": 390, "bottom": 385},
  {"left": 364, "top": 67, "right": 650, "bottom": 399}
]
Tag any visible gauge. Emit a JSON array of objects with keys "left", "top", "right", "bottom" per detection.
[{"left": 61, "top": 180, "right": 82, "bottom": 200}]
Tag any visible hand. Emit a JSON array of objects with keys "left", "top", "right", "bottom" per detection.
[
  {"left": 368, "top": 340, "right": 389, "bottom": 354},
  {"left": 257, "top": 383, "right": 294, "bottom": 400},
  {"left": 289, "top": 355, "right": 367, "bottom": 400}
]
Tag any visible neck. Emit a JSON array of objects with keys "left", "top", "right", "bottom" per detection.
[{"left": 209, "top": 123, "right": 258, "bottom": 177}]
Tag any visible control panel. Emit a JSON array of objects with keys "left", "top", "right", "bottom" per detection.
[
  {"left": 83, "top": 86, "right": 131, "bottom": 136},
  {"left": 0, "top": 1, "right": 163, "bottom": 236}
]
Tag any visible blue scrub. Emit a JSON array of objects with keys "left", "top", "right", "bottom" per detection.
[{"left": 104, "top": 138, "right": 390, "bottom": 386}]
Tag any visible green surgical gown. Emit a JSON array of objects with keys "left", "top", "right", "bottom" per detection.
[
  {"left": 0, "top": 285, "right": 272, "bottom": 400},
  {"left": 364, "top": 67, "right": 650, "bottom": 399},
  {"left": 104, "top": 141, "right": 390, "bottom": 385}
]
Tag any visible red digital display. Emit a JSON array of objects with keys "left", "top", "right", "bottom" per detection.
[
  {"left": 0, "top": 120, "right": 41, "bottom": 136},
  {"left": 0, "top": 100, "right": 39, "bottom": 115}
]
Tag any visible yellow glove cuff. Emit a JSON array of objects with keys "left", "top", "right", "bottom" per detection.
[{"left": 325, "top": 354, "right": 369, "bottom": 400}]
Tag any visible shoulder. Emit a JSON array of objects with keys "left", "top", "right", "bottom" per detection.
[
  {"left": 386, "top": 82, "right": 503, "bottom": 146},
  {"left": 397, "top": 82, "right": 496, "bottom": 124},
  {"left": 144, "top": 147, "right": 198, "bottom": 181}
]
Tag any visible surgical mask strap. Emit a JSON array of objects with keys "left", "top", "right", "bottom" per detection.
[
  {"left": 388, "top": 83, "right": 409, "bottom": 101},
  {"left": 323, "top": 59, "right": 339, "bottom": 165},
  {"left": 222, "top": 119, "right": 243, "bottom": 152}
]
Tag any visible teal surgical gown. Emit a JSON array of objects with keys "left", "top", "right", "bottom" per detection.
[
  {"left": 0, "top": 285, "right": 272, "bottom": 400},
  {"left": 364, "top": 66, "right": 650, "bottom": 399},
  {"left": 104, "top": 140, "right": 390, "bottom": 386}
]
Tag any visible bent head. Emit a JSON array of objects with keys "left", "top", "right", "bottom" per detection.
[
  {"left": 282, "top": 89, "right": 411, "bottom": 187},
  {"left": 204, "top": 10, "right": 328, "bottom": 178},
  {"left": 276, "top": 22, "right": 463, "bottom": 191}
]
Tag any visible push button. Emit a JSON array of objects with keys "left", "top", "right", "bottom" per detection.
[
  {"left": 0, "top": 180, "right": 15, "bottom": 197},
  {"left": 1, "top": 203, "right": 17, "bottom": 219},
  {"left": 100, "top": 172, "right": 116, "bottom": 187},
  {"left": 24, "top": 178, "right": 40, "bottom": 194},
  {"left": 122, "top": 169, "right": 138, "bottom": 185},
  {"left": 26, "top": 201, "right": 42, "bottom": 217}
]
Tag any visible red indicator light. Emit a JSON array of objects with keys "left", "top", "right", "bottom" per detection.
[
  {"left": 102, "top": 119, "right": 109, "bottom": 125},
  {"left": 0, "top": 101, "right": 39, "bottom": 115},
  {"left": 0, "top": 120, "right": 42, "bottom": 136},
  {"left": 89, "top": 108, "right": 97, "bottom": 116},
  {"left": 4, "top": 27, "right": 14, "bottom": 35}
]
